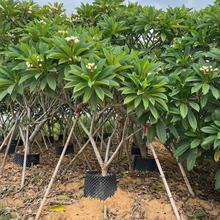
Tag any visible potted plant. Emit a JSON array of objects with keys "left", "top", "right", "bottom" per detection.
[
  {"left": 121, "top": 56, "right": 168, "bottom": 171},
  {"left": 65, "top": 55, "right": 140, "bottom": 199}
]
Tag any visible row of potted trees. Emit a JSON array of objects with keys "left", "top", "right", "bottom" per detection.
[{"left": 0, "top": 0, "right": 220, "bottom": 203}]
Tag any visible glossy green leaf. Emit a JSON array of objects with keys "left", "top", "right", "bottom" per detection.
[{"left": 180, "top": 103, "right": 188, "bottom": 119}]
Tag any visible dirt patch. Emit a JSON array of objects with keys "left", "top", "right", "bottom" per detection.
[
  {"left": 42, "top": 187, "right": 132, "bottom": 220},
  {"left": 143, "top": 199, "right": 175, "bottom": 220},
  {"left": 0, "top": 145, "right": 220, "bottom": 219}
]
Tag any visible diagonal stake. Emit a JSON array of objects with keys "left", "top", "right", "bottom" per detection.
[
  {"left": 149, "top": 144, "right": 182, "bottom": 220},
  {"left": 35, "top": 117, "right": 79, "bottom": 220}
]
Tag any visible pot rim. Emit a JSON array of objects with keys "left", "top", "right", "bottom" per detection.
[
  {"left": 15, "top": 153, "right": 40, "bottom": 156},
  {"left": 134, "top": 155, "right": 155, "bottom": 160},
  {"left": 85, "top": 170, "right": 116, "bottom": 177}
]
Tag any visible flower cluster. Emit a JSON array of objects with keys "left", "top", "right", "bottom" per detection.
[
  {"left": 26, "top": 56, "right": 44, "bottom": 68},
  {"left": 27, "top": 6, "right": 32, "bottom": 14},
  {"left": 65, "top": 36, "right": 79, "bottom": 44},
  {"left": 58, "top": 30, "right": 68, "bottom": 35},
  {"left": 86, "top": 63, "right": 97, "bottom": 72},
  {"left": 26, "top": 61, "right": 33, "bottom": 68},
  {"left": 39, "top": 20, "right": 46, "bottom": 25},
  {"left": 200, "top": 65, "right": 218, "bottom": 74},
  {"left": 66, "top": 15, "right": 80, "bottom": 23}
]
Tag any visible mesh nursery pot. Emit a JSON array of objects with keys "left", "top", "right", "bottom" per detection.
[
  {"left": 55, "top": 144, "right": 74, "bottom": 155},
  {"left": 133, "top": 155, "right": 158, "bottom": 172},
  {"left": 14, "top": 153, "right": 40, "bottom": 167},
  {"left": 84, "top": 171, "right": 117, "bottom": 200}
]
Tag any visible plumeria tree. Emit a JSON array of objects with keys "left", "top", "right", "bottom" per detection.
[{"left": 0, "top": 0, "right": 220, "bottom": 190}]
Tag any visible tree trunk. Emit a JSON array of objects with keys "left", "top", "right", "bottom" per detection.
[
  {"left": 101, "top": 165, "right": 108, "bottom": 176},
  {"left": 134, "top": 127, "right": 147, "bottom": 158}
]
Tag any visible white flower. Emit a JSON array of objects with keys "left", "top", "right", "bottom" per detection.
[
  {"left": 65, "top": 36, "right": 79, "bottom": 44},
  {"left": 39, "top": 20, "right": 46, "bottom": 25},
  {"left": 58, "top": 30, "right": 67, "bottom": 35},
  {"left": 200, "top": 65, "right": 218, "bottom": 74},
  {"left": 86, "top": 63, "right": 97, "bottom": 72},
  {"left": 26, "top": 61, "right": 31, "bottom": 68}
]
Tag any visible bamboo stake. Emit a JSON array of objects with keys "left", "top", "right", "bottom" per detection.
[
  {"left": 177, "top": 161, "right": 195, "bottom": 197},
  {"left": 40, "top": 130, "right": 48, "bottom": 150},
  {"left": 149, "top": 145, "right": 181, "bottom": 220},
  {"left": 20, "top": 126, "right": 28, "bottom": 187},
  {"left": 35, "top": 117, "right": 79, "bottom": 220},
  {"left": 0, "top": 123, "right": 16, "bottom": 151},
  {"left": 0, "top": 122, "right": 17, "bottom": 174},
  {"left": 170, "top": 144, "right": 195, "bottom": 197},
  {"left": 21, "top": 107, "right": 30, "bottom": 188}
]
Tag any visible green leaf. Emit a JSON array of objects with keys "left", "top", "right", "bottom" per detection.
[
  {"left": 200, "top": 96, "right": 208, "bottom": 108},
  {"left": 188, "top": 110, "right": 197, "bottom": 131},
  {"left": 187, "top": 149, "right": 198, "bottom": 171},
  {"left": 214, "top": 139, "right": 220, "bottom": 149},
  {"left": 210, "top": 86, "right": 219, "bottom": 100},
  {"left": 215, "top": 170, "right": 220, "bottom": 190},
  {"left": 57, "top": 195, "right": 70, "bottom": 200},
  {"left": 156, "top": 121, "right": 167, "bottom": 144},
  {"left": 214, "top": 121, "right": 220, "bottom": 127},
  {"left": 95, "top": 87, "right": 105, "bottom": 101},
  {"left": 142, "top": 98, "right": 149, "bottom": 110},
  {"left": 83, "top": 88, "right": 93, "bottom": 103},
  {"left": 189, "top": 102, "right": 200, "bottom": 112},
  {"left": 180, "top": 103, "right": 188, "bottom": 119},
  {"left": 134, "top": 96, "right": 142, "bottom": 108},
  {"left": 47, "top": 75, "right": 56, "bottom": 91},
  {"left": 191, "top": 139, "right": 201, "bottom": 149},
  {"left": 174, "top": 143, "right": 189, "bottom": 158},
  {"left": 147, "top": 126, "right": 155, "bottom": 143},
  {"left": 7, "top": 85, "right": 15, "bottom": 95},
  {"left": 191, "top": 83, "right": 202, "bottom": 93},
  {"left": 49, "top": 205, "right": 65, "bottom": 212},
  {"left": 124, "top": 95, "right": 136, "bottom": 104},
  {"left": 201, "top": 126, "right": 217, "bottom": 134},
  {"left": 0, "top": 90, "right": 8, "bottom": 101},
  {"left": 201, "top": 135, "right": 216, "bottom": 148},
  {"left": 202, "top": 83, "right": 210, "bottom": 95},
  {"left": 74, "top": 83, "right": 87, "bottom": 92},
  {"left": 149, "top": 105, "right": 159, "bottom": 120}
]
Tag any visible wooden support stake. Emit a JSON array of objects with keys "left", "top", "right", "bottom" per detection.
[
  {"left": 35, "top": 117, "right": 78, "bottom": 220},
  {"left": 149, "top": 145, "right": 181, "bottom": 220},
  {"left": 0, "top": 122, "right": 17, "bottom": 174}
]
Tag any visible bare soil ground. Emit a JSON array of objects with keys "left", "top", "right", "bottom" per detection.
[{"left": 0, "top": 143, "right": 220, "bottom": 220}]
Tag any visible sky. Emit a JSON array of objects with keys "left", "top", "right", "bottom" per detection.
[{"left": 35, "top": 0, "right": 215, "bottom": 13}]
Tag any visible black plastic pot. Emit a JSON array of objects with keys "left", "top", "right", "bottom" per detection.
[
  {"left": 0, "top": 143, "right": 16, "bottom": 154},
  {"left": 58, "top": 134, "right": 63, "bottom": 141},
  {"left": 103, "top": 132, "right": 111, "bottom": 139},
  {"left": 11, "top": 139, "right": 23, "bottom": 146},
  {"left": 84, "top": 171, "right": 117, "bottom": 200},
  {"left": 55, "top": 144, "right": 74, "bottom": 155},
  {"left": 49, "top": 136, "right": 54, "bottom": 143},
  {"left": 131, "top": 144, "right": 141, "bottom": 155},
  {"left": 133, "top": 155, "right": 158, "bottom": 172},
  {"left": 14, "top": 153, "right": 40, "bottom": 167}
]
